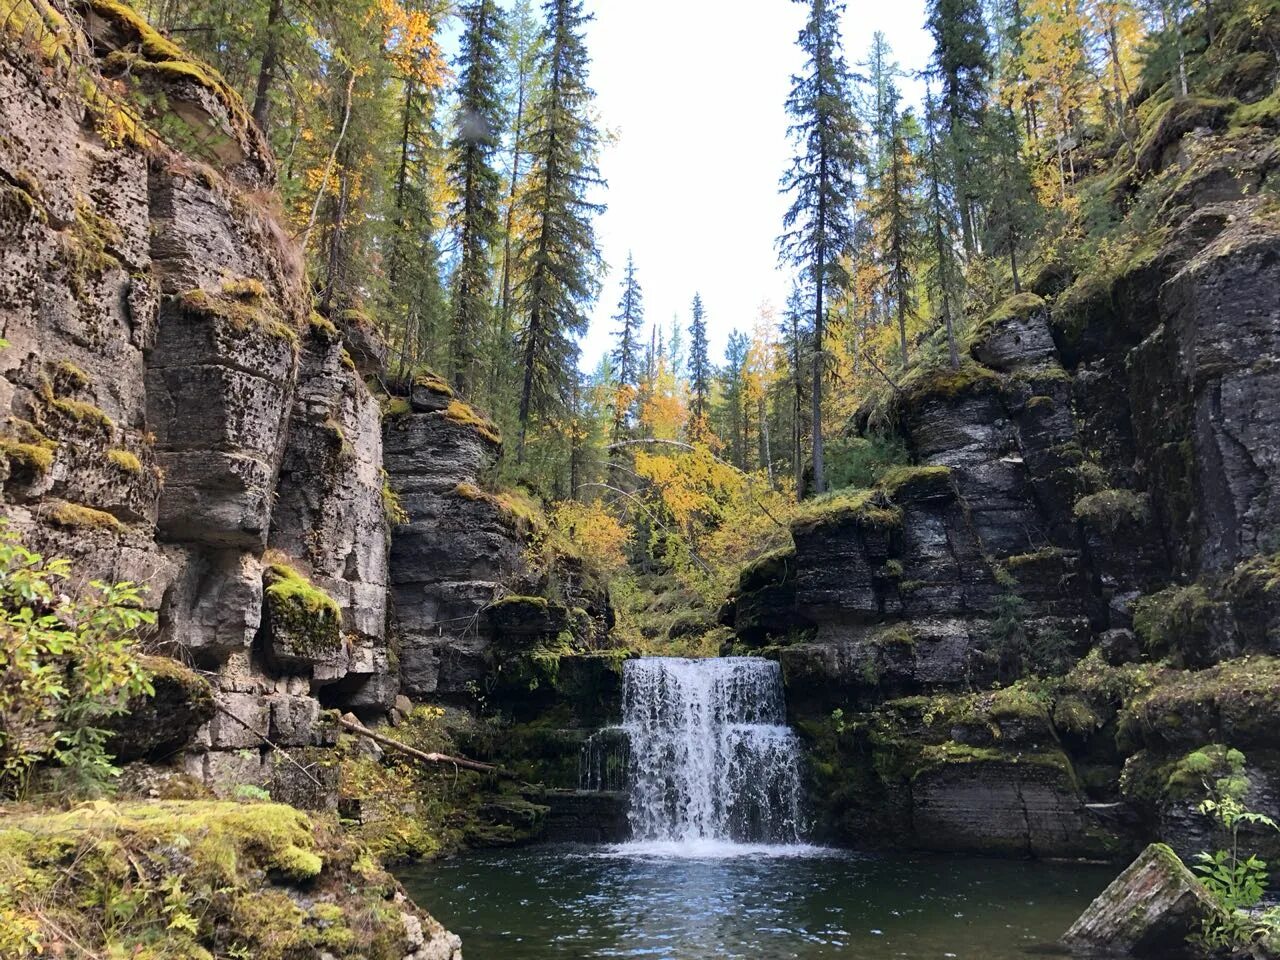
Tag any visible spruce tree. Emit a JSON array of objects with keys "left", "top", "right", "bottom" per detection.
[
  {"left": 922, "top": 85, "right": 964, "bottom": 369},
  {"left": 688, "top": 293, "right": 711, "bottom": 424},
  {"left": 779, "top": 0, "right": 863, "bottom": 495},
  {"left": 980, "top": 104, "right": 1039, "bottom": 292},
  {"left": 926, "top": 0, "right": 992, "bottom": 255},
  {"left": 493, "top": 0, "right": 543, "bottom": 402},
  {"left": 868, "top": 97, "right": 926, "bottom": 368},
  {"left": 780, "top": 285, "right": 812, "bottom": 496},
  {"left": 718, "top": 331, "right": 751, "bottom": 470},
  {"left": 610, "top": 253, "right": 644, "bottom": 443},
  {"left": 447, "top": 0, "right": 508, "bottom": 398},
  {"left": 514, "top": 0, "right": 605, "bottom": 459}
]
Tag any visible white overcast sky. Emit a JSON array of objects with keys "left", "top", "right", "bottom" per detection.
[
  {"left": 578, "top": 0, "right": 933, "bottom": 369},
  {"left": 444, "top": 1, "right": 934, "bottom": 370}
]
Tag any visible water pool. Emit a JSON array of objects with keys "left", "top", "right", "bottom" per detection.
[{"left": 398, "top": 844, "right": 1115, "bottom": 960}]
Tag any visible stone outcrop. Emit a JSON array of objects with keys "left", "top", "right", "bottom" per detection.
[
  {"left": 0, "top": 1, "right": 395, "bottom": 801},
  {"left": 383, "top": 378, "right": 523, "bottom": 701},
  {"left": 722, "top": 81, "right": 1280, "bottom": 858},
  {"left": 1062, "top": 843, "right": 1223, "bottom": 956}
]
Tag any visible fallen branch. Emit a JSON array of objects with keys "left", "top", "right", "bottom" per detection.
[
  {"left": 860, "top": 349, "right": 904, "bottom": 394},
  {"left": 336, "top": 716, "right": 503, "bottom": 776}
]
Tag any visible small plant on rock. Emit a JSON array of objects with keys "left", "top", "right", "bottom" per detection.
[{"left": 1191, "top": 748, "right": 1280, "bottom": 953}]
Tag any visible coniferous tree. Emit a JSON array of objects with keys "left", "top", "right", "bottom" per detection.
[
  {"left": 780, "top": 285, "right": 811, "bottom": 495},
  {"left": 779, "top": 0, "right": 864, "bottom": 495},
  {"left": 609, "top": 253, "right": 644, "bottom": 443},
  {"left": 980, "top": 104, "right": 1039, "bottom": 291},
  {"left": 868, "top": 97, "right": 926, "bottom": 368},
  {"left": 688, "top": 293, "right": 711, "bottom": 424},
  {"left": 926, "top": 0, "right": 992, "bottom": 255},
  {"left": 382, "top": 60, "right": 448, "bottom": 378},
  {"left": 514, "top": 0, "right": 605, "bottom": 459},
  {"left": 718, "top": 331, "right": 751, "bottom": 470},
  {"left": 493, "top": 0, "right": 543, "bottom": 402},
  {"left": 922, "top": 86, "right": 964, "bottom": 369},
  {"left": 447, "top": 0, "right": 508, "bottom": 397}
]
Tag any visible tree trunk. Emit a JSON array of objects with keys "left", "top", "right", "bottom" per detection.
[{"left": 250, "top": 0, "right": 284, "bottom": 134}]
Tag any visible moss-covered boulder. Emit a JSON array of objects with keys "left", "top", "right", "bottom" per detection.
[
  {"left": 262, "top": 561, "right": 343, "bottom": 669},
  {"left": 1062, "top": 843, "right": 1224, "bottom": 956},
  {"left": 103, "top": 655, "right": 215, "bottom": 763},
  {"left": 0, "top": 800, "right": 461, "bottom": 959}
]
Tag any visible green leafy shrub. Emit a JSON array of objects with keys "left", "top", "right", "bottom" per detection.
[{"left": 0, "top": 523, "right": 155, "bottom": 797}]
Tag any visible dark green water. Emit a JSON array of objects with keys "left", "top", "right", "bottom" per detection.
[{"left": 397, "top": 844, "right": 1115, "bottom": 960}]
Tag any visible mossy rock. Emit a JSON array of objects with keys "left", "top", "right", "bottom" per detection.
[
  {"left": 177, "top": 286, "right": 299, "bottom": 347},
  {"left": 1134, "top": 96, "right": 1235, "bottom": 175},
  {"left": 792, "top": 487, "right": 903, "bottom": 535},
  {"left": 1117, "top": 655, "right": 1280, "bottom": 752},
  {"left": 738, "top": 545, "right": 795, "bottom": 593},
  {"left": 896, "top": 360, "right": 1003, "bottom": 414},
  {"left": 103, "top": 655, "right": 215, "bottom": 762},
  {"left": 263, "top": 562, "right": 342, "bottom": 667},
  {"left": 0, "top": 799, "right": 443, "bottom": 960},
  {"left": 1073, "top": 488, "right": 1149, "bottom": 533}
]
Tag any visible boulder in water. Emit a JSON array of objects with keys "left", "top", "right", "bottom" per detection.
[{"left": 1061, "top": 843, "right": 1224, "bottom": 956}]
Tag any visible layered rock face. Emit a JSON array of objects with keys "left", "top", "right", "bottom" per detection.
[
  {"left": 0, "top": 2, "right": 395, "bottom": 802},
  {"left": 725, "top": 90, "right": 1280, "bottom": 857}
]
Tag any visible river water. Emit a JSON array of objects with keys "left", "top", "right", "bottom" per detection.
[
  {"left": 399, "top": 656, "right": 1112, "bottom": 958},
  {"left": 397, "top": 845, "right": 1113, "bottom": 959}
]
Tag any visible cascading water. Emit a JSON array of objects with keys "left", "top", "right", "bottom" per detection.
[{"left": 611, "top": 656, "right": 806, "bottom": 846}]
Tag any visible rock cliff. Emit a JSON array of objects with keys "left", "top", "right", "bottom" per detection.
[
  {"left": 0, "top": 0, "right": 594, "bottom": 819},
  {"left": 723, "top": 17, "right": 1280, "bottom": 858}
]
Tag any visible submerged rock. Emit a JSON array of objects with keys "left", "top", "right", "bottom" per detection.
[{"left": 1062, "top": 843, "right": 1222, "bottom": 956}]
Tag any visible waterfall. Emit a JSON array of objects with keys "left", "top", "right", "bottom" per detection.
[{"left": 614, "top": 657, "right": 805, "bottom": 845}]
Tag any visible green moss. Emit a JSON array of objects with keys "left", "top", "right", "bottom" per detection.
[
  {"left": 1073, "top": 488, "right": 1149, "bottom": 532},
  {"left": 900, "top": 360, "right": 1002, "bottom": 410},
  {"left": 1134, "top": 96, "right": 1235, "bottom": 173},
  {"left": 877, "top": 464, "right": 952, "bottom": 499},
  {"left": 106, "top": 447, "right": 142, "bottom": 473},
  {"left": 1231, "top": 90, "right": 1280, "bottom": 129},
  {"left": 739, "top": 545, "right": 796, "bottom": 592},
  {"left": 52, "top": 360, "right": 90, "bottom": 390},
  {"left": 413, "top": 371, "right": 455, "bottom": 399},
  {"left": 85, "top": 0, "right": 258, "bottom": 140},
  {"left": 1132, "top": 583, "right": 1220, "bottom": 660},
  {"left": 0, "top": 438, "right": 55, "bottom": 474},
  {"left": 443, "top": 399, "right": 502, "bottom": 445},
  {"left": 1118, "top": 656, "right": 1280, "bottom": 752},
  {"left": 969, "top": 291, "right": 1046, "bottom": 346},
  {"left": 177, "top": 287, "right": 299, "bottom": 347},
  {"left": 382, "top": 395, "right": 411, "bottom": 418},
  {"left": 0, "top": 180, "right": 46, "bottom": 231},
  {"left": 380, "top": 469, "right": 407, "bottom": 526},
  {"left": 264, "top": 562, "right": 341, "bottom": 656},
  {"left": 1053, "top": 695, "right": 1101, "bottom": 734},
  {"left": 792, "top": 487, "right": 903, "bottom": 534},
  {"left": 49, "top": 501, "right": 122, "bottom": 532},
  {"left": 0, "top": 799, "right": 423, "bottom": 960}
]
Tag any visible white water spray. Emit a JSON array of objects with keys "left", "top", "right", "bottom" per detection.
[{"left": 611, "top": 657, "right": 806, "bottom": 846}]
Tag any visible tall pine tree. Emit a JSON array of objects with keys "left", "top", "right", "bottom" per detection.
[
  {"left": 688, "top": 293, "right": 711, "bottom": 425},
  {"left": 926, "top": 0, "right": 992, "bottom": 255},
  {"left": 980, "top": 104, "right": 1039, "bottom": 291},
  {"left": 779, "top": 0, "right": 863, "bottom": 494},
  {"left": 446, "top": 0, "right": 508, "bottom": 397},
  {"left": 922, "top": 85, "right": 964, "bottom": 369},
  {"left": 610, "top": 253, "right": 644, "bottom": 444},
  {"left": 514, "top": 0, "right": 605, "bottom": 459}
]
